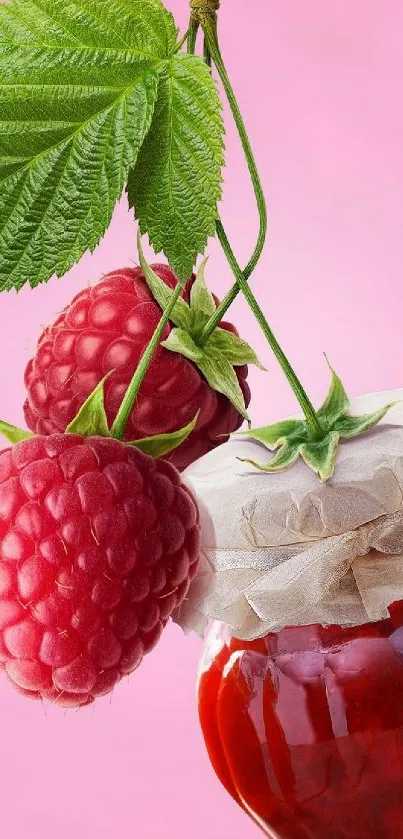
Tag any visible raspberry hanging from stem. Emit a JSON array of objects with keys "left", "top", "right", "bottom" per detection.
[
  {"left": 187, "top": 3, "right": 323, "bottom": 440},
  {"left": 194, "top": 6, "right": 396, "bottom": 472}
]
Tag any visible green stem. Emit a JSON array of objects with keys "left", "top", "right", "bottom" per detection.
[
  {"left": 215, "top": 222, "right": 323, "bottom": 439},
  {"left": 187, "top": 17, "right": 199, "bottom": 54},
  {"left": 175, "top": 29, "right": 190, "bottom": 53},
  {"left": 193, "top": 9, "right": 322, "bottom": 436},
  {"left": 198, "top": 220, "right": 254, "bottom": 341},
  {"left": 110, "top": 282, "right": 184, "bottom": 440},
  {"left": 198, "top": 22, "right": 266, "bottom": 343},
  {"left": 202, "top": 16, "right": 267, "bottom": 287},
  {"left": 203, "top": 32, "right": 211, "bottom": 64}
]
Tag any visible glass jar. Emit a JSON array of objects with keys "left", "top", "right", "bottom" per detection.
[{"left": 197, "top": 603, "right": 403, "bottom": 838}]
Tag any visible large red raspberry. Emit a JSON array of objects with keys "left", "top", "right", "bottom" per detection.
[
  {"left": 0, "top": 434, "right": 200, "bottom": 707},
  {"left": 24, "top": 267, "right": 250, "bottom": 471}
]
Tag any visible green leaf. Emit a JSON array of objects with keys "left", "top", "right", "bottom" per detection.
[
  {"left": 334, "top": 403, "right": 398, "bottom": 439},
  {"left": 66, "top": 375, "right": 111, "bottom": 436},
  {"left": 128, "top": 53, "right": 224, "bottom": 281},
  {"left": 128, "top": 412, "right": 199, "bottom": 458},
  {"left": 0, "top": 420, "right": 34, "bottom": 443},
  {"left": 238, "top": 419, "right": 305, "bottom": 449},
  {"left": 317, "top": 361, "right": 349, "bottom": 428},
  {"left": 138, "top": 233, "right": 192, "bottom": 331},
  {"left": 300, "top": 431, "right": 340, "bottom": 481},
  {"left": 0, "top": 0, "right": 178, "bottom": 291},
  {"left": 208, "top": 328, "right": 266, "bottom": 369},
  {"left": 189, "top": 258, "right": 216, "bottom": 326},
  {"left": 239, "top": 439, "right": 301, "bottom": 473},
  {"left": 0, "top": 0, "right": 178, "bottom": 55}
]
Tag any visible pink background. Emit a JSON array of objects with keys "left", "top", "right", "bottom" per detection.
[{"left": 0, "top": 1, "right": 402, "bottom": 837}]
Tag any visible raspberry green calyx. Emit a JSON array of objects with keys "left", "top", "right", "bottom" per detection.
[
  {"left": 237, "top": 363, "right": 397, "bottom": 481},
  {"left": 1, "top": 333, "right": 200, "bottom": 457},
  {"left": 0, "top": 232, "right": 208, "bottom": 460},
  {"left": 191, "top": 4, "right": 396, "bottom": 482},
  {"left": 137, "top": 234, "right": 264, "bottom": 422},
  {"left": 0, "top": 404, "right": 199, "bottom": 461}
]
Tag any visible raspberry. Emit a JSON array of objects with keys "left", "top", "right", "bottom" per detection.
[
  {"left": 24, "top": 267, "right": 250, "bottom": 471},
  {"left": 0, "top": 435, "right": 200, "bottom": 706}
]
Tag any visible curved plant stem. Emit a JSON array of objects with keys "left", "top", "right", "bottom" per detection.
[
  {"left": 214, "top": 222, "right": 323, "bottom": 438},
  {"left": 200, "top": 16, "right": 267, "bottom": 311},
  {"left": 110, "top": 283, "right": 184, "bottom": 440},
  {"left": 186, "top": 4, "right": 322, "bottom": 437},
  {"left": 205, "top": 17, "right": 267, "bottom": 272},
  {"left": 198, "top": 23, "right": 266, "bottom": 343},
  {"left": 187, "top": 18, "right": 199, "bottom": 54},
  {"left": 189, "top": 14, "right": 267, "bottom": 343},
  {"left": 175, "top": 29, "right": 190, "bottom": 52},
  {"left": 198, "top": 221, "right": 255, "bottom": 342}
]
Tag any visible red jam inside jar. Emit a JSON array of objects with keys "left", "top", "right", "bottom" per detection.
[{"left": 198, "top": 602, "right": 403, "bottom": 838}]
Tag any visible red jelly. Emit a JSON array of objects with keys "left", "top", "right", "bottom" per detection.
[{"left": 198, "top": 603, "right": 403, "bottom": 838}]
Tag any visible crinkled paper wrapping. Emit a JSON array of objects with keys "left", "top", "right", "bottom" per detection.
[{"left": 175, "top": 389, "right": 403, "bottom": 640}]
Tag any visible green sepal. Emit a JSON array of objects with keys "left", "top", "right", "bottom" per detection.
[
  {"left": 0, "top": 421, "right": 34, "bottom": 444},
  {"left": 239, "top": 438, "right": 301, "bottom": 473},
  {"left": 162, "top": 328, "right": 203, "bottom": 363},
  {"left": 163, "top": 328, "right": 249, "bottom": 420},
  {"left": 299, "top": 431, "right": 340, "bottom": 481},
  {"left": 138, "top": 234, "right": 262, "bottom": 419},
  {"left": 237, "top": 362, "right": 398, "bottom": 481},
  {"left": 128, "top": 412, "right": 199, "bottom": 458},
  {"left": 317, "top": 360, "right": 349, "bottom": 428},
  {"left": 65, "top": 372, "right": 200, "bottom": 456},
  {"left": 207, "top": 328, "right": 266, "bottom": 370},
  {"left": 238, "top": 419, "right": 304, "bottom": 449},
  {"left": 66, "top": 375, "right": 111, "bottom": 437},
  {"left": 333, "top": 404, "right": 397, "bottom": 438},
  {"left": 138, "top": 233, "right": 191, "bottom": 331},
  {"left": 189, "top": 258, "right": 216, "bottom": 326}
]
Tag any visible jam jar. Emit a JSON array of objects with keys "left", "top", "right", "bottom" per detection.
[{"left": 198, "top": 604, "right": 403, "bottom": 838}]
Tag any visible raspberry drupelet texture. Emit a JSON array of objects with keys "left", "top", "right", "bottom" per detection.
[
  {"left": 24, "top": 267, "right": 250, "bottom": 471},
  {"left": 0, "top": 434, "right": 200, "bottom": 707}
]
